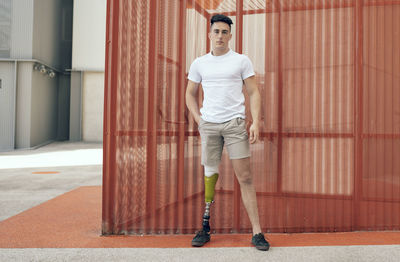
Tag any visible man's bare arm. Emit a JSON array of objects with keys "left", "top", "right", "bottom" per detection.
[
  {"left": 244, "top": 76, "right": 261, "bottom": 144},
  {"left": 185, "top": 80, "right": 201, "bottom": 124}
]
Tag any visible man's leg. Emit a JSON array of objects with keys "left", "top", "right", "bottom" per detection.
[
  {"left": 231, "top": 157, "right": 270, "bottom": 251},
  {"left": 231, "top": 157, "right": 261, "bottom": 234},
  {"left": 191, "top": 167, "right": 219, "bottom": 247},
  {"left": 192, "top": 121, "right": 223, "bottom": 247}
]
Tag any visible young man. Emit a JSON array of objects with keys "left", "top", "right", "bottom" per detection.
[{"left": 185, "top": 14, "right": 270, "bottom": 251}]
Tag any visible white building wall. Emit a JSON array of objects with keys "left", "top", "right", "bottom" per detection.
[
  {"left": 72, "top": 0, "right": 106, "bottom": 70},
  {"left": 82, "top": 72, "right": 104, "bottom": 142},
  {"left": 71, "top": 0, "right": 106, "bottom": 142}
]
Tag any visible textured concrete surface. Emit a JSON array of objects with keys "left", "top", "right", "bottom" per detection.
[
  {"left": 1, "top": 141, "right": 400, "bottom": 261},
  {"left": 0, "top": 142, "right": 102, "bottom": 221},
  {"left": 1, "top": 246, "right": 400, "bottom": 262}
]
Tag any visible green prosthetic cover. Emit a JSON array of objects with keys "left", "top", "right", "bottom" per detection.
[{"left": 204, "top": 173, "right": 219, "bottom": 203}]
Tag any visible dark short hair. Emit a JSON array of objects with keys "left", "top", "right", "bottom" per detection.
[{"left": 210, "top": 14, "right": 233, "bottom": 30}]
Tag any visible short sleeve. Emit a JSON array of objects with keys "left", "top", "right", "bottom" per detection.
[
  {"left": 241, "top": 55, "right": 255, "bottom": 80},
  {"left": 188, "top": 59, "right": 201, "bottom": 83}
]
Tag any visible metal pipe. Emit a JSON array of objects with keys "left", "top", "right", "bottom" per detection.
[
  {"left": 177, "top": 0, "right": 187, "bottom": 233},
  {"left": 101, "top": 0, "right": 119, "bottom": 235},
  {"left": 353, "top": 0, "right": 364, "bottom": 232},
  {"left": 233, "top": 0, "right": 244, "bottom": 233},
  {"left": 145, "top": 0, "right": 159, "bottom": 233}
]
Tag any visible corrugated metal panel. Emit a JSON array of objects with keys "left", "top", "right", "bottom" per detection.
[
  {"left": 0, "top": 0, "right": 12, "bottom": 58},
  {"left": 103, "top": 0, "right": 400, "bottom": 234},
  {"left": 10, "top": 0, "right": 33, "bottom": 59},
  {"left": 15, "top": 62, "right": 32, "bottom": 149},
  {"left": 0, "top": 62, "right": 15, "bottom": 151}
]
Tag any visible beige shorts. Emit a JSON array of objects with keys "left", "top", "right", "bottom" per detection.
[{"left": 198, "top": 117, "right": 250, "bottom": 166}]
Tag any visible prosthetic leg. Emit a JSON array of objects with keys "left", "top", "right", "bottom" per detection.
[
  {"left": 192, "top": 166, "right": 219, "bottom": 247},
  {"left": 202, "top": 173, "right": 219, "bottom": 233}
]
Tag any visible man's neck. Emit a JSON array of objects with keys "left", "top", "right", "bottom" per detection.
[{"left": 211, "top": 48, "right": 230, "bottom": 56}]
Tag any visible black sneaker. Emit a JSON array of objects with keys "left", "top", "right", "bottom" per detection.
[
  {"left": 251, "top": 233, "right": 270, "bottom": 251},
  {"left": 191, "top": 230, "right": 210, "bottom": 247}
]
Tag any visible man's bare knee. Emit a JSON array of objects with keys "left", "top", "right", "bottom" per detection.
[{"left": 237, "top": 172, "right": 253, "bottom": 185}]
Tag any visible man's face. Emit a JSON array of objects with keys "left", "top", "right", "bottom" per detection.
[{"left": 209, "top": 22, "right": 232, "bottom": 52}]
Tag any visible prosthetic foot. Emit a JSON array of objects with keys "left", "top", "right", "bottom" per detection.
[{"left": 192, "top": 173, "right": 219, "bottom": 247}]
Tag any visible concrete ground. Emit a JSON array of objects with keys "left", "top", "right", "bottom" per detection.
[
  {"left": 0, "top": 142, "right": 102, "bottom": 221},
  {"left": 0, "top": 141, "right": 399, "bottom": 262},
  {"left": 1, "top": 246, "right": 399, "bottom": 262}
]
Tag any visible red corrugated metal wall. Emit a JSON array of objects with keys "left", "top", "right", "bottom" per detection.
[{"left": 102, "top": 0, "right": 400, "bottom": 235}]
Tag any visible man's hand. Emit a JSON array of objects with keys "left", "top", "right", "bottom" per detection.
[
  {"left": 195, "top": 115, "right": 201, "bottom": 125},
  {"left": 249, "top": 122, "right": 259, "bottom": 144}
]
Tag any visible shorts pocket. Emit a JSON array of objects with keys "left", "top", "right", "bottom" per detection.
[
  {"left": 236, "top": 117, "right": 245, "bottom": 126},
  {"left": 198, "top": 118, "right": 204, "bottom": 129}
]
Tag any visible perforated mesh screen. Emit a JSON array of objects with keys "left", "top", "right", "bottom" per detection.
[{"left": 103, "top": 0, "right": 400, "bottom": 235}]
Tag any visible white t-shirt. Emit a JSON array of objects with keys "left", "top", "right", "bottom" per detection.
[{"left": 188, "top": 49, "right": 255, "bottom": 123}]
